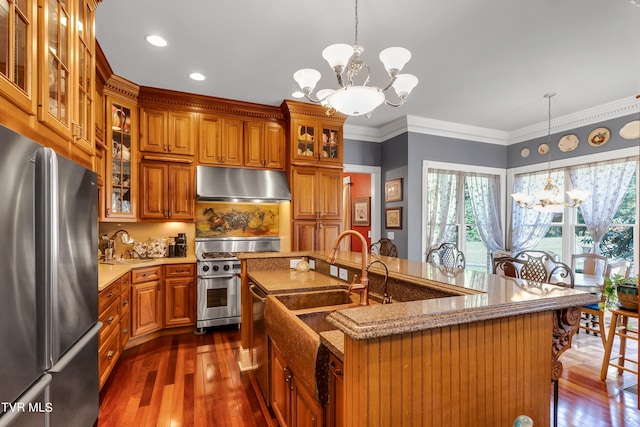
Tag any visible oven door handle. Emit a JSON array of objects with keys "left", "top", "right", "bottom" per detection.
[
  {"left": 199, "top": 274, "right": 236, "bottom": 280},
  {"left": 249, "top": 285, "right": 267, "bottom": 303}
]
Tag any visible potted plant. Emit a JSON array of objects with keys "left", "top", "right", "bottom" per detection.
[{"left": 602, "top": 274, "right": 639, "bottom": 311}]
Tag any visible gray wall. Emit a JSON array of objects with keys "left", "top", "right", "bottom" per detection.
[
  {"left": 343, "top": 112, "right": 639, "bottom": 261},
  {"left": 344, "top": 138, "right": 382, "bottom": 166},
  {"left": 508, "top": 113, "right": 639, "bottom": 168}
]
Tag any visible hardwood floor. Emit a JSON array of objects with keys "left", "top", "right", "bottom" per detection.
[{"left": 98, "top": 321, "right": 638, "bottom": 427}]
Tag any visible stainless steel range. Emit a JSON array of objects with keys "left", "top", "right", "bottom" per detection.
[{"left": 195, "top": 237, "right": 280, "bottom": 330}]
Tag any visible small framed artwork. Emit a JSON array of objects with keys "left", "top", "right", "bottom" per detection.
[
  {"left": 352, "top": 197, "right": 370, "bottom": 226},
  {"left": 385, "top": 207, "right": 402, "bottom": 229},
  {"left": 385, "top": 178, "right": 403, "bottom": 202}
]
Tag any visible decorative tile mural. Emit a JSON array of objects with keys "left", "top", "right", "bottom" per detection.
[{"left": 196, "top": 202, "right": 280, "bottom": 238}]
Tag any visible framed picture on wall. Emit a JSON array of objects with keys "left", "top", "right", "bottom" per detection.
[
  {"left": 385, "top": 178, "right": 402, "bottom": 202},
  {"left": 385, "top": 207, "right": 402, "bottom": 229},
  {"left": 352, "top": 197, "right": 370, "bottom": 226}
]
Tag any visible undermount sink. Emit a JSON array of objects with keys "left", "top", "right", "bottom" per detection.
[{"left": 275, "top": 290, "right": 359, "bottom": 311}]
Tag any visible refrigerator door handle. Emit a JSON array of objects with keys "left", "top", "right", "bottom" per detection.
[
  {"left": 49, "top": 322, "right": 102, "bottom": 373},
  {"left": 34, "top": 147, "right": 60, "bottom": 371},
  {"left": 0, "top": 374, "right": 52, "bottom": 427}
]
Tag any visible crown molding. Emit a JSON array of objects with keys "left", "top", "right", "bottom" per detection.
[
  {"left": 507, "top": 96, "right": 640, "bottom": 144},
  {"left": 343, "top": 95, "right": 640, "bottom": 145}
]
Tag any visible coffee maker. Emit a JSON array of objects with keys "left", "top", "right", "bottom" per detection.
[{"left": 175, "top": 233, "right": 187, "bottom": 257}]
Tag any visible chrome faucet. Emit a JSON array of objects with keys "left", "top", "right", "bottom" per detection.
[
  {"left": 108, "top": 229, "right": 134, "bottom": 258},
  {"left": 326, "top": 230, "right": 370, "bottom": 306}
]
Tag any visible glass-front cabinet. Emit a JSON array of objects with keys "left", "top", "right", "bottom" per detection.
[
  {"left": 292, "top": 120, "right": 342, "bottom": 164},
  {"left": 73, "top": 0, "right": 95, "bottom": 154},
  {"left": 0, "top": 0, "right": 37, "bottom": 113},
  {"left": 105, "top": 96, "right": 137, "bottom": 220},
  {"left": 39, "top": 0, "right": 72, "bottom": 136}
]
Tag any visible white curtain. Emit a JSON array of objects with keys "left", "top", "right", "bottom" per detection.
[
  {"left": 510, "top": 170, "right": 561, "bottom": 252},
  {"left": 466, "top": 173, "right": 504, "bottom": 252},
  {"left": 569, "top": 158, "right": 636, "bottom": 254},
  {"left": 425, "top": 169, "right": 459, "bottom": 255}
]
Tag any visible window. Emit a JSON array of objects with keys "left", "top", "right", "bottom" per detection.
[
  {"left": 423, "top": 162, "right": 505, "bottom": 272},
  {"left": 511, "top": 156, "right": 637, "bottom": 273}
]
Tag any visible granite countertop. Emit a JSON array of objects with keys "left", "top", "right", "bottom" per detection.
[
  {"left": 243, "top": 251, "right": 599, "bottom": 344},
  {"left": 98, "top": 255, "right": 197, "bottom": 291},
  {"left": 248, "top": 269, "right": 347, "bottom": 294}
]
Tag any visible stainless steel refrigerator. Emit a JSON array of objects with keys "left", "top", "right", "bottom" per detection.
[{"left": 0, "top": 125, "right": 101, "bottom": 427}]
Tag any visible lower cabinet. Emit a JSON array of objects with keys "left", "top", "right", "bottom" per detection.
[
  {"left": 270, "top": 342, "right": 323, "bottom": 427},
  {"left": 164, "top": 264, "right": 195, "bottom": 328},
  {"left": 326, "top": 353, "right": 344, "bottom": 427},
  {"left": 98, "top": 271, "right": 130, "bottom": 390},
  {"left": 131, "top": 266, "right": 163, "bottom": 337}
]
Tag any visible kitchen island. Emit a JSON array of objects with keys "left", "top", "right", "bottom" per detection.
[{"left": 240, "top": 251, "right": 597, "bottom": 427}]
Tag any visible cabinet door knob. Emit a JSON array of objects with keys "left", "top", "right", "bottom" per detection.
[
  {"left": 107, "top": 315, "right": 115, "bottom": 324},
  {"left": 107, "top": 350, "right": 115, "bottom": 360}
]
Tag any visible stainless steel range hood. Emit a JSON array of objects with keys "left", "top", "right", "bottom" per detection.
[{"left": 196, "top": 166, "right": 291, "bottom": 202}]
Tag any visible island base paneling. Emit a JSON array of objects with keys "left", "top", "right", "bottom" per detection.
[{"left": 342, "top": 312, "right": 552, "bottom": 427}]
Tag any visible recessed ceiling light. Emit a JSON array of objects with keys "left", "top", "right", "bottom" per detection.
[
  {"left": 145, "top": 35, "right": 167, "bottom": 47},
  {"left": 189, "top": 72, "right": 205, "bottom": 81},
  {"left": 291, "top": 91, "right": 305, "bottom": 98}
]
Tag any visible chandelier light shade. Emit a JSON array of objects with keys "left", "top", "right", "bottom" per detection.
[
  {"left": 292, "top": 0, "right": 418, "bottom": 117},
  {"left": 511, "top": 93, "right": 589, "bottom": 212}
]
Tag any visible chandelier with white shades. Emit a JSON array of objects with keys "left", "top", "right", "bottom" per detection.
[
  {"left": 511, "top": 93, "right": 589, "bottom": 213},
  {"left": 292, "top": 0, "right": 418, "bottom": 117}
]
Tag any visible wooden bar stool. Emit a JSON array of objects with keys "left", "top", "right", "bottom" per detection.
[{"left": 599, "top": 306, "right": 639, "bottom": 381}]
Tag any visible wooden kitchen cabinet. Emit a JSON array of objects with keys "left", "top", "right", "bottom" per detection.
[
  {"left": 164, "top": 264, "right": 195, "bottom": 328},
  {"left": 290, "top": 166, "right": 342, "bottom": 251},
  {"left": 270, "top": 342, "right": 323, "bottom": 427},
  {"left": 327, "top": 353, "right": 344, "bottom": 427},
  {"left": 119, "top": 272, "right": 131, "bottom": 349},
  {"left": 291, "top": 167, "right": 341, "bottom": 220},
  {"left": 131, "top": 266, "right": 163, "bottom": 337},
  {"left": 98, "top": 274, "right": 126, "bottom": 390},
  {"left": 104, "top": 95, "right": 138, "bottom": 221},
  {"left": 139, "top": 108, "right": 196, "bottom": 156},
  {"left": 139, "top": 161, "right": 195, "bottom": 221},
  {"left": 198, "top": 114, "right": 244, "bottom": 166},
  {"left": 244, "top": 120, "right": 285, "bottom": 170}
]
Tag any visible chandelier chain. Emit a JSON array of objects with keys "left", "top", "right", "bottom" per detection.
[{"left": 354, "top": 0, "right": 359, "bottom": 46}]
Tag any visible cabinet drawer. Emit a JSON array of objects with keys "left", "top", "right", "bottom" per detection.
[
  {"left": 131, "top": 266, "right": 161, "bottom": 283},
  {"left": 120, "top": 272, "right": 131, "bottom": 292},
  {"left": 99, "top": 326, "right": 120, "bottom": 389},
  {"left": 99, "top": 298, "right": 120, "bottom": 343},
  {"left": 164, "top": 263, "right": 195, "bottom": 278},
  {"left": 121, "top": 287, "right": 131, "bottom": 317},
  {"left": 120, "top": 311, "right": 130, "bottom": 350},
  {"left": 99, "top": 279, "right": 120, "bottom": 314}
]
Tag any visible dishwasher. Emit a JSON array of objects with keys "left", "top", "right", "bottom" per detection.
[{"left": 249, "top": 282, "right": 269, "bottom": 405}]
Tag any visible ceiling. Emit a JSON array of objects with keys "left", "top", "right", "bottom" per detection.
[{"left": 95, "top": 0, "right": 640, "bottom": 139}]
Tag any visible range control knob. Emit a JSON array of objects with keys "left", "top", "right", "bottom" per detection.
[
  {"left": 223, "top": 264, "right": 230, "bottom": 271},
  {"left": 202, "top": 265, "right": 210, "bottom": 272},
  {"left": 212, "top": 265, "right": 219, "bottom": 272}
]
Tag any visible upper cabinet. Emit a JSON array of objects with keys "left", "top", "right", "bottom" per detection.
[
  {"left": 281, "top": 100, "right": 346, "bottom": 167},
  {"left": 38, "top": 0, "right": 96, "bottom": 152},
  {"left": 0, "top": 0, "right": 37, "bottom": 114},
  {"left": 139, "top": 108, "right": 196, "bottom": 157},
  {"left": 104, "top": 95, "right": 138, "bottom": 221},
  {"left": 197, "top": 115, "right": 243, "bottom": 167},
  {"left": 244, "top": 121, "right": 285, "bottom": 170}
]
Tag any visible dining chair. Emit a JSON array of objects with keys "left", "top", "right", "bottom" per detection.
[
  {"left": 370, "top": 238, "right": 398, "bottom": 258},
  {"left": 493, "top": 250, "right": 574, "bottom": 288},
  {"left": 426, "top": 242, "right": 465, "bottom": 269},
  {"left": 574, "top": 254, "right": 608, "bottom": 344},
  {"left": 572, "top": 253, "right": 608, "bottom": 277}
]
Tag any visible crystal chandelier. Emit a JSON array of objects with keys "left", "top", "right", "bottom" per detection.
[
  {"left": 292, "top": 0, "right": 418, "bottom": 117},
  {"left": 511, "top": 93, "right": 589, "bottom": 213}
]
